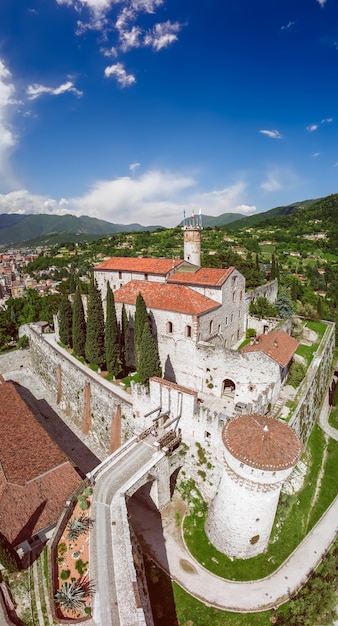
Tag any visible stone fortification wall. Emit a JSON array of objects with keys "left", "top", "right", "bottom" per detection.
[
  {"left": 289, "top": 321, "right": 335, "bottom": 443},
  {"left": 23, "top": 325, "right": 134, "bottom": 454},
  {"left": 245, "top": 279, "right": 278, "bottom": 306}
]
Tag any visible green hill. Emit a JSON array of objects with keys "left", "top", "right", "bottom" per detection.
[{"left": 0, "top": 213, "right": 162, "bottom": 246}]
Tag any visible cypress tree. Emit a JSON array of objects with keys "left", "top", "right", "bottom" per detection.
[
  {"left": 270, "top": 254, "right": 276, "bottom": 280},
  {"left": 120, "top": 304, "right": 130, "bottom": 373},
  {"left": 134, "top": 292, "right": 148, "bottom": 368},
  {"left": 85, "top": 278, "right": 105, "bottom": 368},
  {"left": 0, "top": 532, "right": 21, "bottom": 572},
  {"left": 138, "top": 322, "right": 162, "bottom": 385},
  {"left": 105, "top": 283, "right": 120, "bottom": 376},
  {"left": 58, "top": 294, "right": 73, "bottom": 348},
  {"left": 72, "top": 287, "right": 86, "bottom": 357}
]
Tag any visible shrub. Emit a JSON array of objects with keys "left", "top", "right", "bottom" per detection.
[
  {"left": 246, "top": 328, "right": 256, "bottom": 339},
  {"left": 60, "top": 569, "right": 70, "bottom": 580},
  {"left": 288, "top": 361, "right": 306, "bottom": 388}
]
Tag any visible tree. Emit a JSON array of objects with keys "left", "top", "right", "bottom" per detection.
[
  {"left": 138, "top": 322, "right": 162, "bottom": 385},
  {"left": 120, "top": 304, "right": 130, "bottom": 373},
  {"left": 249, "top": 297, "right": 277, "bottom": 318},
  {"left": 72, "top": 287, "right": 86, "bottom": 357},
  {"left": 134, "top": 292, "right": 148, "bottom": 368},
  {"left": 275, "top": 289, "right": 294, "bottom": 319},
  {"left": 58, "top": 294, "right": 73, "bottom": 348},
  {"left": 0, "top": 532, "right": 21, "bottom": 572},
  {"left": 85, "top": 278, "right": 105, "bottom": 368},
  {"left": 270, "top": 254, "right": 277, "bottom": 280},
  {"left": 105, "top": 283, "right": 120, "bottom": 376}
]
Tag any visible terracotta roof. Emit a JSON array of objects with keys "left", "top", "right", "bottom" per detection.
[
  {"left": 94, "top": 257, "right": 184, "bottom": 274},
  {"left": 114, "top": 280, "right": 220, "bottom": 315},
  {"left": 241, "top": 330, "right": 299, "bottom": 367},
  {"left": 168, "top": 266, "right": 235, "bottom": 287},
  {"left": 0, "top": 380, "right": 81, "bottom": 546},
  {"left": 222, "top": 414, "right": 302, "bottom": 471}
]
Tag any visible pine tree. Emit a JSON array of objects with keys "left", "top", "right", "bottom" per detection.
[
  {"left": 105, "top": 283, "right": 120, "bottom": 376},
  {"left": 134, "top": 292, "right": 148, "bottom": 368},
  {"left": 138, "top": 322, "right": 162, "bottom": 385},
  {"left": 59, "top": 294, "right": 73, "bottom": 348},
  {"left": 72, "top": 287, "right": 86, "bottom": 357},
  {"left": 120, "top": 304, "right": 130, "bottom": 373},
  {"left": 275, "top": 288, "right": 294, "bottom": 320},
  {"left": 85, "top": 278, "right": 105, "bottom": 368}
]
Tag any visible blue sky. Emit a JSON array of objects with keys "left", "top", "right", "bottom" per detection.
[{"left": 0, "top": 0, "right": 337, "bottom": 227}]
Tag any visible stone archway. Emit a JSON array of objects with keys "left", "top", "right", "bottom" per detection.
[{"left": 222, "top": 378, "right": 235, "bottom": 397}]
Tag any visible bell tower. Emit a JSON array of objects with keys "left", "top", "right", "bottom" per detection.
[{"left": 183, "top": 211, "right": 202, "bottom": 266}]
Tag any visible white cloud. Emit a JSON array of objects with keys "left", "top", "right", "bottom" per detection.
[
  {"left": 259, "top": 129, "right": 282, "bottom": 139},
  {"left": 129, "top": 162, "right": 141, "bottom": 172},
  {"left": 313, "top": 152, "right": 320, "bottom": 157},
  {"left": 119, "top": 26, "right": 142, "bottom": 52},
  {"left": 0, "top": 170, "right": 253, "bottom": 227},
  {"left": 104, "top": 63, "right": 136, "bottom": 87},
  {"left": 316, "top": 0, "right": 327, "bottom": 6},
  {"left": 261, "top": 173, "right": 282, "bottom": 192},
  {"left": 26, "top": 80, "right": 83, "bottom": 100},
  {"left": 321, "top": 117, "right": 333, "bottom": 124},
  {"left": 281, "top": 21, "right": 295, "bottom": 31},
  {"left": 144, "top": 21, "right": 181, "bottom": 51},
  {"left": 307, "top": 123, "right": 318, "bottom": 132}
]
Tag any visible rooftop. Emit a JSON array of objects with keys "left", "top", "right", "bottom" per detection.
[
  {"left": 222, "top": 413, "right": 302, "bottom": 471},
  {"left": 0, "top": 377, "right": 81, "bottom": 545},
  {"left": 241, "top": 330, "right": 299, "bottom": 368},
  {"left": 94, "top": 257, "right": 184, "bottom": 275},
  {"left": 168, "top": 266, "right": 235, "bottom": 287},
  {"left": 114, "top": 281, "right": 221, "bottom": 315}
]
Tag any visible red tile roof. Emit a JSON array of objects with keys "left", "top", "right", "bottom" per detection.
[
  {"left": 94, "top": 257, "right": 184, "bottom": 275},
  {"left": 114, "top": 280, "right": 220, "bottom": 315},
  {"left": 0, "top": 380, "right": 81, "bottom": 546},
  {"left": 222, "top": 414, "right": 302, "bottom": 470},
  {"left": 168, "top": 266, "right": 235, "bottom": 287},
  {"left": 241, "top": 330, "right": 299, "bottom": 367}
]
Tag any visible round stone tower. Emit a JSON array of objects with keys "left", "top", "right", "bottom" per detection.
[
  {"left": 183, "top": 225, "right": 201, "bottom": 266},
  {"left": 205, "top": 413, "right": 302, "bottom": 559}
]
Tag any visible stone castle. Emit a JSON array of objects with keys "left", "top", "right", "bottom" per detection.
[{"left": 22, "top": 223, "right": 334, "bottom": 563}]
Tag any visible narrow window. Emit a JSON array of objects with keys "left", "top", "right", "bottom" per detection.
[
  {"left": 119, "top": 271, "right": 122, "bottom": 279},
  {"left": 167, "top": 321, "right": 173, "bottom": 334},
  {"left": 209, "top": 320, "right": 213, "bottom": 334},
  {"left": 144, "top": 273, "right": 148, "bottom": 281},
  {"left": 231, "top": 313, "right": 234, "bottom": 322},
  {"left": 225, "top": 316, "right": 228, "bottom": 326},
  {"left": 186, "top": 325, "right": 192, "bottom": 338}
]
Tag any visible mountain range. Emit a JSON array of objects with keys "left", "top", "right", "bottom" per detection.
[{"left": 0, "top": 193, "right": 337, "bottom": 247}]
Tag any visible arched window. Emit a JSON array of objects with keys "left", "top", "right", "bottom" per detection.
[
  {"left": 166, "top": 321, "right": 173, "bottom": 334},
  {"left": 186, "top": 325, "right": 192, "bottom": 338}
]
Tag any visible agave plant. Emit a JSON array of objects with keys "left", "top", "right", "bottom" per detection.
[
  {"left": 66, "top": 514, "right": 93, "bottom": 541},
  {"left": 55, "top": 577, "right": 95, "bottom": 615}
]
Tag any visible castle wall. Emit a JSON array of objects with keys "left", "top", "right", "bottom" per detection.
[
  {"left": 245, "top": 279, "right": 278, "bottom": 306},
  {"left": 290, "top": 320, "right": 335, "bottom": 444},
  {"left": 22, "top": 325, "right": 134, "bottom": 454}
]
